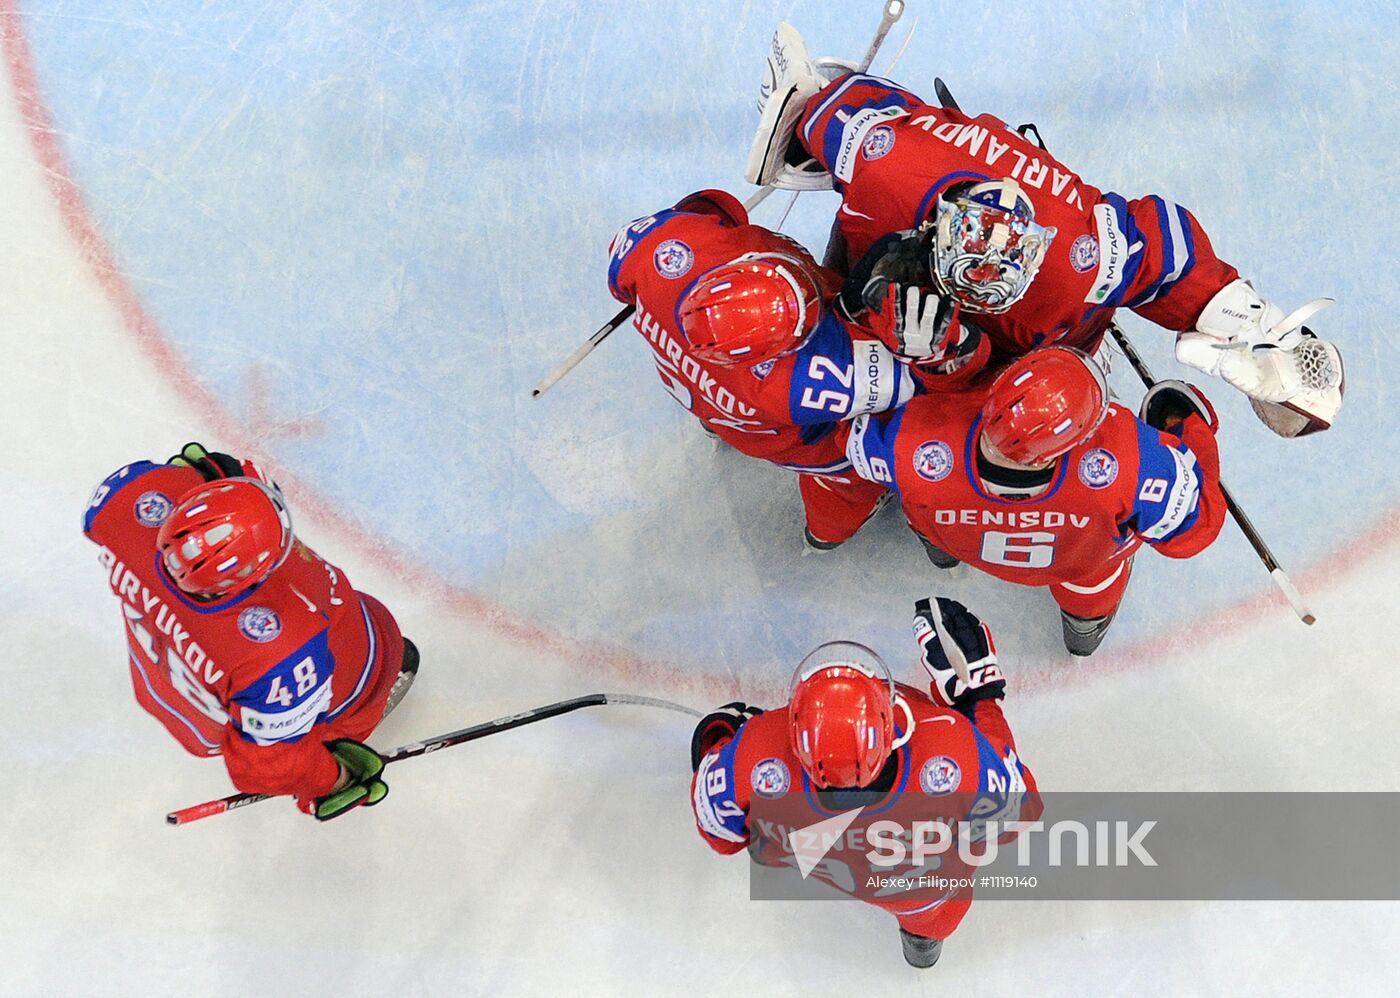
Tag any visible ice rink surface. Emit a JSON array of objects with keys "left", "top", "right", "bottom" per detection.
[{"left": 3, "top": 0, "right": 1399, "bottom": 993}]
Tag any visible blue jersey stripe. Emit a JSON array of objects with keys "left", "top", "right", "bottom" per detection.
[
  {"left": 83, "top": 461, "right": 163, "bottom": 534},
  {"left": 1131, "top": 421, "right": 1203, "bottom": 542},
  {"left": 1128, "top": 196, "right": 1176, "bottom": 307}
]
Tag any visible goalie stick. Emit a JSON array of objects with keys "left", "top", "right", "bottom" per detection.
[
  {"left": 1107, "top": 322, "right": 1316, "bottom": 625},
  {"left": 531, "top": 0, "right": 905, "bottom": 399},
  {"left": 166, "top": 693, "right": 701, "bottom": 826}
]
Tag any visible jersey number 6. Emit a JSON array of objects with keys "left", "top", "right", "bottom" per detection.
[{"left": 980, "top": 530, "right": 1056, "bottom": 569}]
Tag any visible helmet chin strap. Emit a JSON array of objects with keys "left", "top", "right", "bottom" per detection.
[{"left": 890, "top": 693, "right": 916, "bottom": 750}]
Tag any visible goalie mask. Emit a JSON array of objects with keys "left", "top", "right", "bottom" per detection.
[{"left": 930, "top": 179, "right": 1056, "bottom": 314}]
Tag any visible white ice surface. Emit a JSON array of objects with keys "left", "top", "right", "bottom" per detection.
[{"left": 3, "top": 2, "right": 1400, "bottom": 995}]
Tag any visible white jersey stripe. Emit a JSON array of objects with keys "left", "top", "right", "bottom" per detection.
[
  {"left": 1058, "top": 559, "right": 1128, "bottom": 595},
  {"left": 327, "top": 596, "right": 378, "bottom": 720}
]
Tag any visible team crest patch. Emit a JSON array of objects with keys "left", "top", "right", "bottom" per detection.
[
  {"left": 861, "top": 124, "right": 895, "bottom": 161},
  {"left": 751, "top": 758, "right": 792, "bottom": 798},
  {"left": 920, "top": 756, "right": 961, "bottom": 796},
  {"left": 1070, "top": 234, "right": 1099, "bottom": 273},
  {"left": 133, "top": 491, "right": 173, "bottom": 527},
  {"left": 751, "top": 358, "right": 777, "bottom": 380},
  {"left": 653, "top": 239, "right": 694, "bottom": 279},
  {"left": 238, "top": 606, "right": 282, "bottom": 643},
  {"left": 1078, "top": 447, "right": 1119, "bottom": 489},
  {"left": 912, "top": 440, "right": 955, "bottom": 482}
]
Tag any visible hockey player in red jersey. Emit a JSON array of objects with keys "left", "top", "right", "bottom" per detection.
[
  {"left": 608, "top": 188, "right": 988, "bottom": 549},
  {"left": 83, "top": 443, "right": 417, "bottom": 820},
  {"left": 690, "top": 597, "right": 1038, "bottom": 968},
  {"left": 744, "top": 23, "right": 1344, "bottom": 438},
  {"left": 843, "top": 347, "right": 1226, "bottom": 654}
]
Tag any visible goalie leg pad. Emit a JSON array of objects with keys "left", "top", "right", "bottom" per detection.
[{"left": 745, "top": 23, "right": 836, "bottom": 190}]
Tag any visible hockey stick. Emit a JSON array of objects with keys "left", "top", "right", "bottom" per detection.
[
  {"left": 529, "top": 185, "right": 776, "bottom": 399},
  {"left": 530, "top": 0, "right": 904, "bottom": 400},
  {"left": 859, "top": 0, "right": 906, "bottom": 74},
  {"left": 1106, "top": 323, "right": 1316, "bottom": 625},
  {"left": 166, "top": 693, "right": 701, "bottom": 826}
]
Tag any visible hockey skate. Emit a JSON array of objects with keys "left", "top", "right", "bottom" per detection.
[
  {"left": 381, "top": 637, "right": 420, "bottom": 719},
  {"left": 899, "top": 929, "right": 944, "bottom": 969},
  {"left": 1060, "top": 610, "right": 1116, "bottom": 657},
  {"left": 918, "top": 535, "right": 960, "bottom": 569},
  {"left": 802, "top": 526, "right": 844, "bottom": 553}
]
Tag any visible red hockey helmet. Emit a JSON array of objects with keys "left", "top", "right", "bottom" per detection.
[
  {"left": 980, "top": 347, "right": 1109, "bottom": 466},
  {"left": 157, "top": 478, "right": 294, "bottom": 598},
  {"left": 678, "top": 251, "right": 823, "bottom": 366},
  {"left": 789, "top": 642, "right": 898, "bottom": 789}
]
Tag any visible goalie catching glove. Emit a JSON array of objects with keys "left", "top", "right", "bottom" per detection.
[
  {"left": 1176, "top": 279, "right": 1344, "bottom": 436},
  {"left": 913, "top": 597, "right": 1006, "bottom": 713}
]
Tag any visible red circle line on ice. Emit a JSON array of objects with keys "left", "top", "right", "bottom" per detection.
[{"left": 4, "top": 6, "right": 1390, "bottom": 700}]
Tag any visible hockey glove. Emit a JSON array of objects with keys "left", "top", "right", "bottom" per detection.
[
  {"left": 837, "top": 229, "right": 928, "bottom": 319},
  {"left": 913, "top": 597, "right": 1006, "bottom": 712},
  {"left": 672, "top": 189, "right": 749, "bottom": 227},
  {"left": 860, "top": 282, "right": 966, "bottom": 362},
  {"left": 1139, "top": 380, "right": 1218, "bottom": 433},
  {"left": 169, "top": 442, "right": 245, "bottom": 481},
  {"left": 690, "top": 703, "right": 764, "bottom": 772},
  {"left": 303, "top": 739, "right": 389, "bottom": 821},
  {"left": 1176, "top": 278, "right": 1343, "bottom": 435}
]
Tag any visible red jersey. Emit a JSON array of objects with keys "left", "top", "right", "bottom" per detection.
[
  {"left": 842, "top": 393, "right": 1226, "bottom": 587},
  {"left": 796, "top": 74, "right": 1240, "bottom": 354},
  {"left": 608, "top": 204, "right": 921, "bottom": 475},
  {"left": 691, "top": 683, "right": 1034, "bottom": 856},
  {"left": 691, "top": 682, "right": 1038, "bottom": 938},
  {"left": 83, "top": 460, "right": 403, "bottom": 798}
]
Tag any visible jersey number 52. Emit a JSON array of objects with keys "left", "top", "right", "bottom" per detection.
[{"left": 798, "top": 356, "right": 853, "bottom": 415}]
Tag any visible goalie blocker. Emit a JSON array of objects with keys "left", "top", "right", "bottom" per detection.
[{"left": 746, "top": 22, "right": 853, "bottom": 191}]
